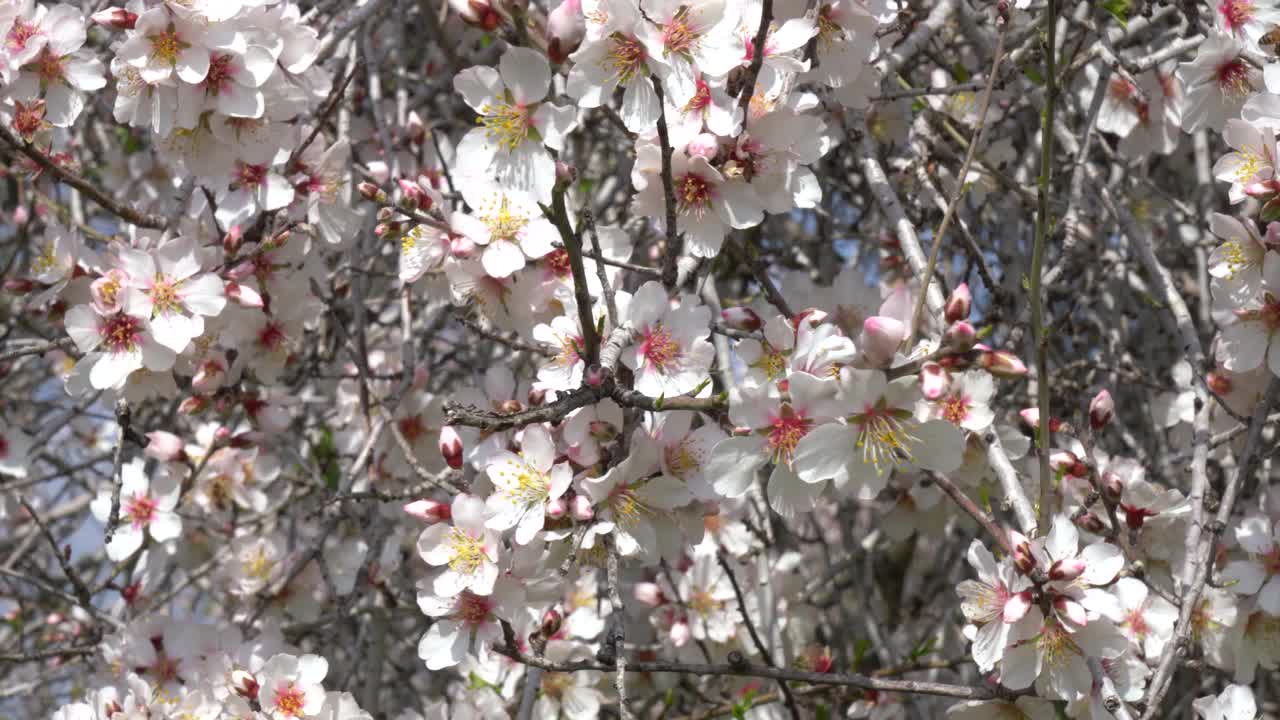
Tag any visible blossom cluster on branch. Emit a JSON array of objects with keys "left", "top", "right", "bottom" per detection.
[{"left": 5, "top": 0, "right": 1280, "bottom": 718}]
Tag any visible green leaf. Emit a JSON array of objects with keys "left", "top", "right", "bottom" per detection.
[
  {"left": 976, "top": 324, "right": 994, "bottom": 340},
  {"left": 910, "top": 637, "right": 938, "bottom": 660},
  {"left": 853, "top": 638, "right": 872, "bottom": 668},
  {"left": 654, "top": 394, "right": 666, "bottom": 411},
  {"left": 816, "top": 704, "right": 831, "bottom": 720},
  {"left": 1023, "top": 67, "right": 1045, "bottom": 85},
  {"left": 1100, "top": 0, "right": 1130, "bottom": 28},
  {"left": 310, "top": 427, "right": 341, "bottom": 491},
  {"left": 953, "top": 62, "right": 971, "bottom": 83}
]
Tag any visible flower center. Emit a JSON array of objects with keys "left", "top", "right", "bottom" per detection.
[
  {"left": 149, "top": 28, "right": 187, "bottom": 66},
  {"left": 751, "top": 343, "right": 787, "bottom": 381},
  {"left": 480, "top": 196, "right": 528, "bottom": 241},
  {"left": 1124, "top": 608, "right": 1149, "bottom": 638},
  {"left": 5, "top": 19, "right": 40, "bottom": 53},
  {"left": 126, "top": 493, "right": 158, "bottom": 528},
  {"left": 640, "top": 324, "right": 681, "bottom": 372},
  {"left": 458, "top": 591, "right": 493, "bottom": 625},
  {"left": 236, "top": 162, "right": 268, "bottom": 189},
  {"left": 1108, "top": 77, "right": 1136, "bottom": 101},
  {"left": 544, "top": 248, "right": 573, "bottom": 278},
  {"left": 767, "top": 407, "right": 812, "bottom": 464},
  {"left": 1219, "top": 0, "right": 1255, "bottom": 32},
  {"left": 689, "top": 589, "right": 719, "bottom": 615},
  {"left": 1234, "top": 147, "right": 1265, "bottom": 183},
  {"left": 683, "top": 79, "right": 712, "bottom": 115},
  {"left": 203, "top": 53, "right": 236, "bottom": 94},
  {"left": 850, "top": 403, "right": 919, "bottom": 475},
  {"left": 662, "top": 7, "right": 699, "bottom": 56},
  {"left": 447, "top": 527, "right": 488, "bottom": 576},
  {"left": 477, "top": 102, "right": 532, "bottom": 152},
  {"left": 606, "top": 33, "right": 648, "bottom": 84},
  {"left": 150, "top": 276, "right": 183, "bottom": 315},
  {"left": 816, "top": 5, "right": 844, "bottom": 47},
  {"left": 503, "top": 463, "right": 550, "bottom": 505},
  {"left": 33, "top": 47, "right": 66, "bottom": 85},
  {"left": 247, "top": 546, "right": 274, "bottom": 581},
  {"left": 1217, "top": 59, "right": 1254, "bottom": 96},
  {"left": 1035, "top": 621, "right": 1082, "bottom": 670},
  {"left": 103, "top": 314, "right": 144, "bottom": 354},
  {"left": 676, "top": 173, "right": 714, "bottom": 217},
  {"left": 257, "top": 321, "right": 287, "bottom": 351},
  {"left": 941, "top": 394, "right": 969, "bottom": 425},
  {"left": 664, "top": 441, "right": 703, "bottom": 480},
  {"left": 273, "top": 684, "right": 306, "bottom": 717},
  {"left": 610, "top": 486, "right": 654, "bottom": 527}
]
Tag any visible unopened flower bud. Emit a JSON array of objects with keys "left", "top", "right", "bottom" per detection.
[
  {"left": 634, "top": 582, "right": 665, "bottom": 606},
  {"left": 406, "top": 111, "right": 426, "bottom": 145},
  {"left": 720, "top": 306, "right": 762, "bottom": 332},
  {"left": 231, "top": 669, "right": 260, "bottom": 701},
  {"left": 398, "top": 178, "right": 429, "bottom": 210},
  {"left": 527, "top": 386, "right": 547, "bottom": 406},
  {"left": 585, "top": 365, "right": 607, "bottom": 387},
  {"left": 4, "top": 278, "right": 35, "bottom": 294},
  {"left": 545, "top": 0, "right": 584, "bottom": 63},
  {"left": 588, "top": 420, "right": 617, "bottom": 442},
  {"left": 439, "top": 426, "right": 464, "bottom": 469},
  {"left": 540, "top": 608, "right": 563, "bottom": 638},
  {"left": 943, "top": 321, "right": 977, "bottom": 351},
  {"left": 225, "top": 281, "right": 264, "bottom": 309},
  {"left": 1207, "top": 371, "right": 1232, "bottom": 396},
  {"left": 979, "top": 349, "right": 1028, "bottom": 378},
  {"left": 1245, "top": 179, "right": 1280, "bottom": 198},
  {"left": 945, "top": 283, "right": 972, "bottom": 323},
  {"left": 1102, "top": 471, "right": 1123, "bottom": 502},
  {"left": 1089, "top": 389, "right": 1113, "bottom": 431},
  {"left": 1011, "top": 532, "right": 1038, "bottom": 575},
  {"left": 403, "top": 499, "right": 452, "bottom": 523},
  {"left": 1074, "top": 512, "right": 1106, "bottom": 534},
  {"left": 222, "top": 224, "right": 243, "bottom": 256},
  {"left": 545, "top": 496, "right": 567, "bottom": 518},
  {"left": 91, "top": 7, "right": 137, "bottom": 29},
  {"left": 144, "top": 431, "right": 187, "bottom": 463},
  {"left": 555, "top": 161, "right": 575, "bottom": 188},
  {"left": 450, "top": 0, "right": 500, "bottom": 30},
  {"left": 859, "top": 316, "right": 906, "bottom": 367},
  {"left": 572, "top": 494, "right": 594, "bottom": 521},
  {"left": 1049, "top": 557, "right": 1087, "bottom": 582},
  {"left": 1053, "top": 595, "right": 1088, "bottom": 627},
  {"left": 919, "top": 361, "right": 950, "bottom": 400},
  {"left": 357, "top": 181, "right": 386, "bottom": 203}
]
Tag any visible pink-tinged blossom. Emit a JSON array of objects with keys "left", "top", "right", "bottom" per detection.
[
  {"left": 119, "top": 237, "right": 227, "bottom": 353},
  {"left": 640, "top": 0, "right": 742, "bottom": 104},
  {"left": 1216, "top": 252, "right": 1280, "bottom": 378},
  {"left": 622, "top": 280, "right": 716, "bottom": 397},
  {"left": 704, "top": 372, "right": 838, "bottom": 517},
  {"left": 484, "top": 425, "right": 573, "bottom": 545},
  {"left": 416, "top": 577, "right": 525, "bottom": 670},
  {"left": 579, "top": 429, "right": 694, "bottom": 559},
  {"left": 956, "top": 540, "right": 1033, "bottom": 672},
  {"left": 257, "top": 653, "right": 327, "bottom": 719},
  {"left": 790, "top": 369, "right": 965, "bottom": 501},
  {"left": 451, "top": 181, "right": 558, "bottom": 278},
  {"left": 565, "top": 0, "right": 668, "bottom": 133},
  {"left": 922, "top": 370, "right": 995, "bottom": 432},
  {"left": 1214, "top": 119, "right": 1277, "bottom": 204},
  {"left": 1113, "top": 576, "right": 1177, "bottom": 658},
  {"left": 6, "top": 4, "right": 106, "bottom": 127},
  {"left": 416, "top": 494, "right": 500, "bottom": 597},
  {"left": 90, "top": 458, "right": 182, "bottom": 561},
  {"left": 632, "top": 146, "right": 762, "bottom": 257},
  {"left": 1177, "top": 32, "right": 1260, "bottom": 133},
  {"left": 1222, "top": 513, "right": 1280, "bottom": 615},
  {"left": 64, "top": 306, "right": 176, "bottom": 391},
  {"left": 1000, "top": 606, "right": 1128, "bottom": 702},
  {"left": 115, "top": 6, "right": 244, "bottom": 86},
  {"left": 1031, "top": 516, "right": 1125, "bottom": 630},
  {"left": 454, "top": 46, "right": 578, "bottom": 204},
  {"left": 1208, "top": 213, "right": 1271, "bottom": 305}
]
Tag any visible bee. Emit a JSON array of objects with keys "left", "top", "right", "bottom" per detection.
[{"left": 1260, "top": 25, "right": 1280, "bottom": 55}]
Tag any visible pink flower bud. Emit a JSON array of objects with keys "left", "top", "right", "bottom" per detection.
[
  {"left": 1019, "top": 408, "right": 1040, "bottom": 428},
  {"left": 859, "top": 316, "right": 906, "bottom": 367},
  {"left": 1010, "top": 531, "right": 1037, "bottom": 575},
  {"left": 357, "top": 181, "right": 385, "bottom": 203},
  {"left": 545, "top": 497, "right": 567, "bottom": 518},
  {"left": 1049, "top": 557, "right": 1087, "bottom": 582},
  {"left": 1207, "top": 371, "right": 1232, "bottom": 395},
  {"left": 90, "top": 7, "right": 136, "bottom": 29},
  {"left": 404, "top": 499, "right": 452, "bottom": 523},
  {"left": 4, "top": 278, "right": 34, "bottom": 294},
  {"left": 585, "top": 365, "right": 607, "bottom": 387},
  {"left": 540, "top": 608, "right": 563, "bottom": 637},
  {"left": 450, "top": 0, "right": 500, "bottom": 29},
  {"left": 979, "top": 349, "right": 1028, "bottom": 378},
  {"left": 224, "top": 281, "right": 264, "bottom": 309},
  {"left": 1089, "top": 389, "right": 1113, "bottom": 431},
  {"left": 226, "top": 261, "right": 256, "bottom": 282},
  {"left": 634, "top": 582, "right": 666, "bottom": 606},
  {"left": 12, "top": 206, "right": 29, "bottom": 225},
  {"left": 1102, "top": 471, "right": 1123, "bottom": 502},
  {"left": 144, "top": 431, "right": 187, "bottom": 463},
  {"left": 439, "top": 426, "right": 464, "bottom": 469},
  {"left": 1245, "top": 179, "right": 1280, "bottom": 198},
  {"left": 720, "top": 306, "right": 763, "bottom": 332},
  {"left": 943, "top": 321, "right": 977, "bottom": 352},
  {"left": 919, "top": 361, "right": 950, "bottom": 400},
  {"left": 945, "top": 283, "right": 971, "bottom": 323},
  {"left": 406, "top": 111, "right": 426, "bottom": 146},
  {"left": 687, "top": 132, "right": 720, "bottom": 159},
  {"left": 545, "top": 0, "right": 584, "bottom": 63},
  {"left": 231, "top": 669, "right": 260, "bottom": 701},
  {"left": 397, "top": 178, "right": 430, "bottom": 210},
  {"left": 1074, "top": 512, "right": 1106, "bottom": 534},
  {"left": 1049, "top": 451, "right": 1079, "bottom": 475},
  {"left": 555, "top": 160, "right": 575, "bottom": 188},
  {"left": 571, "top": 494, "right": 594, "bottom": 521}
]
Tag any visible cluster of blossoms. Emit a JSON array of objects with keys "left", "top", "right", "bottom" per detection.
[
  {"left": 7, "top": 0, "right": 1280, "bottom": 716},
  {"left": 50, "top": 618, "right": 373, "bottom": 720}
]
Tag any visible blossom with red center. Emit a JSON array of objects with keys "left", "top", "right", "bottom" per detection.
[
  {"left": 90, "top": 459, "right": 182, "bottom": 561},
  {"left": 623, "top": 281, "right": 715, "bottom": 398},
  {"left": 257, "top": 653, "right": 328, "bottom": 720},
  {"left": 1223, "top": 513, "right": 1280, "bottom": 615},
  {"left": 925, "top": 370, "right": 995, "bottom": 433},
  {"left": 418, "top": 577, "right": 526, "bottom": 669},
  {"left": 64, "top": 306, "right": 176, "bottom": 391}
]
